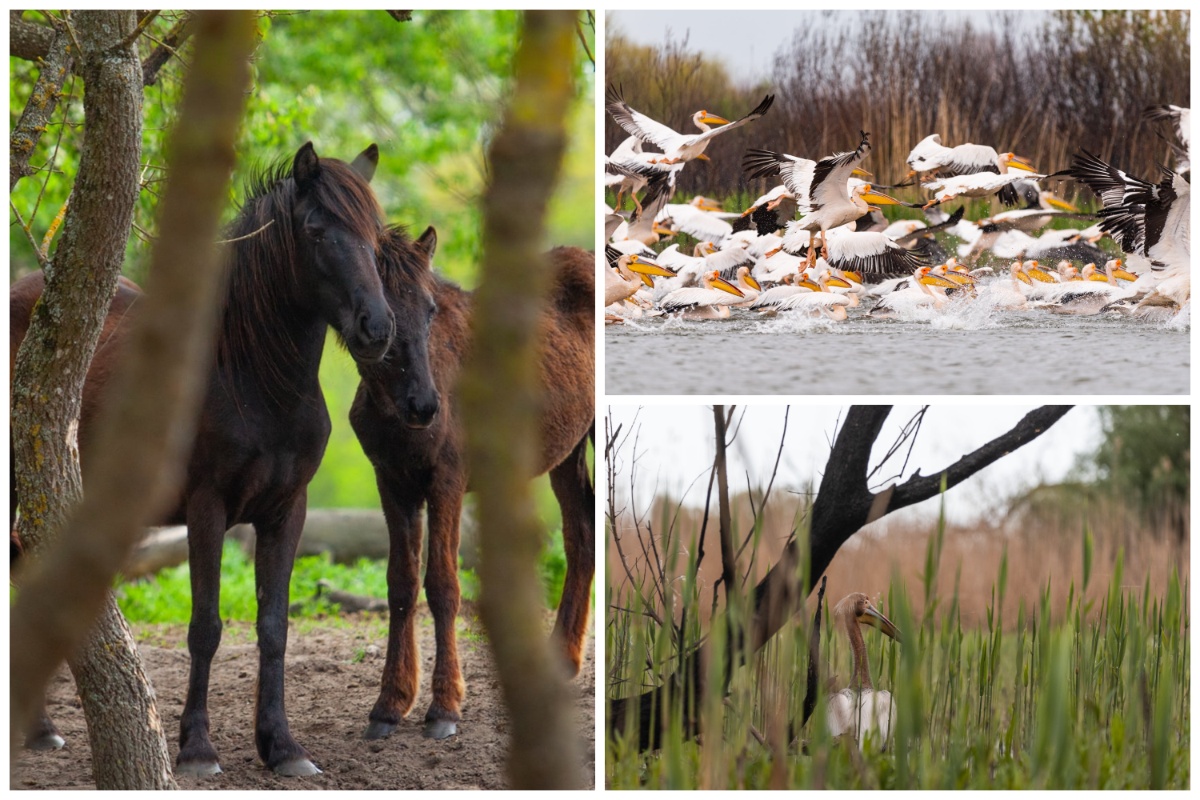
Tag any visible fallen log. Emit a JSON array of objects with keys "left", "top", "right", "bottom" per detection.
[{"left": 120, "top": 508, "right": 393, "bottom": 579}]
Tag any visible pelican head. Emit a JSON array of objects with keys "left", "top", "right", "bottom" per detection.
[
  {"left": 704, "top": 270, "right": 744, "bottom": 297},
  {"left": 1010, "top": 262, "right": 1033, "bottom": 285},
  {"left": 1107, "top": 258, "right": 1137, "bottom": 282},
  {"left": 1000, "top": 152, "right": 1037, "bottom": 173},
  {"left": 1041, "top": 192, "right": 1079, "bottom": 212},
  {"left": 915, "top": 266, "right": 960, "bottom": 288},
  {"left": 693, "top": 109, "right": 731, "bottom": 129},
  {"left": 855, "top": 183, "right": 904, "bottom": 207},
  {"left": 691, "top": 195, "right": 724, "bottom": 212},
  {"left": 736, "top": 265, "right": 762, "bottom": 292},
  {"left": 834, "top": 593, "right": 901, "bottom": 643},
  {"left": 624, "top": 254, "right": 676, "bottom": 279}
]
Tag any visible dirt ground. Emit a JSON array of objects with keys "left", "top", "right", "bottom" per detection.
[{"left": 13, "top": 603, "right": 595, "bottom": 790}]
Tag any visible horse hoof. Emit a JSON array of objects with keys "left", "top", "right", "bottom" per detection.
[
  {"left": 175, "top": 760, "right": 222, "bottom": 777},
  {"left": 423, "top": 719, "right": 458, "bottom": 740},
  {"left": 363, "top": 720, "right": 397, "bottom": 740},
  {"left": 274, "top": 758, "right": 321, "bottom": 777},
  {"left": 24, "top": 732, "right": 66, "bottom": 751}
]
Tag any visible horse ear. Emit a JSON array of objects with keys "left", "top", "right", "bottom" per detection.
[
  {"left": 414, "top": 226, "right": 437, "bottom": 263},
  {"left": 293, "top": 141, "right": 320, "bottom": 192},
  {"left": 351, "top": 144, "right": 379, "bottom": 183}
]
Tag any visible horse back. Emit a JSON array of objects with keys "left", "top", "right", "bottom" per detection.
[{"left": 10, "top": 271, "right": 143, "bottom": 454}]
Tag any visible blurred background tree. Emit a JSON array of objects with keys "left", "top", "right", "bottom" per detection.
[{"left": 11, "top": 9, "right": 595, "bottom": 519}]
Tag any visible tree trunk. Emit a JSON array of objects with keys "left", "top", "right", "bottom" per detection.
[
  {"left": 461, "top": 9, "right": 583, "bottom": 790},
  {"left": 11, "top": 10, "right": 258, "bottom": 789}
]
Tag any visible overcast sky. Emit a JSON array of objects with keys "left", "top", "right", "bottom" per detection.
[
  {"left": 606, "top": 405, "right": 1100, "bottom": 525},
  {"left": 608, "top": 11, "right": 1048, "bottom": 84}
]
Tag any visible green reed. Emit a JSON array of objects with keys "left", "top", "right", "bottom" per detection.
[{"left": 607, "top": 498, "right": 1189, "bottom": 789}]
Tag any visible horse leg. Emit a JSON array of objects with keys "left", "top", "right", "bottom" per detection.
[
  {"left": 24, "top": 702, "right": 66, "bottom": 751},
  {"left": 252, "top": 493, "right": 319, "bottom": 776},
  {"left": 176, "top": 489, "right": 227, "bottom": 776},
  {"left": 422, "top": 480, "right": 466, "bottom": 739},
  {"left": 549, "top": 430, "right": 595, "bottom": 676},
  {"left": 364, "top": 476, "right": 423, "bottom": 740}
]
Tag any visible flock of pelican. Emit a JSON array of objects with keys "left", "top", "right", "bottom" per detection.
[{"left": 604, "top": 91, "right": 1191, "bottom": 326}]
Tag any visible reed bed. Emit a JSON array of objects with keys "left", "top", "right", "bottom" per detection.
[
  {"left": 606, "top": 10, "right": 1189, "bottom": 203},
  {"left": 606, "top": 495, "right": 1190, "bottom": 788}
]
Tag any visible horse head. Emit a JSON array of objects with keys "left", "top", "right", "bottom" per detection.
[
  {"left": 291, "top": 142, "right": 395, "bottom": 363},
  {"left": 360, "top": 225, "right": 442, "bottom": 429}
]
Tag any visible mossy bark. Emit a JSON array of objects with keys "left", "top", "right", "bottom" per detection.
[
  {"left": 11, "top": 10, "right": 258, "bottom": 789},
  {"left": 460, "top": 9, "right": 585, "bottom": 790}
]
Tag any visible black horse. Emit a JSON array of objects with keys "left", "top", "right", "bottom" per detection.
[
  {"left": 351, "top": 230, "right": 595, "bottom": 740},
  {"left": 10, "top": 142, "right": 393, "bottom": 776}
]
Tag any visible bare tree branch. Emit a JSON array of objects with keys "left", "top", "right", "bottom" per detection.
[{"left": 10, "top": 21, "right": 74, "bottom": 191}]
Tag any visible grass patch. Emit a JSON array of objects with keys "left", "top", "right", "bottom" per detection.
[{"left": 116, "top": 532, "right": 571, "bottom": 626}]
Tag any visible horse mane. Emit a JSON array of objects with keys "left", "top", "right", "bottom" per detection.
[
  {"left": 218, "top": 154, "right": 383, "bottom": 400},
  {"left": 378, "top": 225, "right": 437, "bottom": 296}
]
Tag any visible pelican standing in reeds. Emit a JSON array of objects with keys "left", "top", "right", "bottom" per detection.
[{"left": 827, "top": 593, "right": 900, "bottom": 749}]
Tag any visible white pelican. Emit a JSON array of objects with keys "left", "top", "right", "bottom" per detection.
[
  {"left": 976, "top": 261, "right": 1032, "bottom": 310},
  {"left": 805, "top": 228, "right": 926, "bottom": 284},
  {"left": 826, "top": 593, "right": 900, "bottom": 749},
  {"left": 604, "top": 249, "right": 676, "bottom": 307},
  {"left": 735, "top": 185, "right": 797, "bottom": 236},
  {"left": 730, "top": 266, "right": 762, "bottom": 307},
  {"left": 906, "top": 135, "right": 1034, "bottom": 206},
  {"left": 922, "top": 158, "right": 1044, "bottom": 208},
  {"left": 606, "top": 136, "right": 683, "bottom": 213},
  {"left": 658, "top": 270, "right": 745, "bottom": 319},
  {"left": 773, "top": 269, "right": 854, "bottom": 320},
  {"left": 744, "top": 133, "right": 902, "bottom": 266},
  {"left": 867, "top": 266, "right": 960, "bottom": 317},
  {"left": 1062, "top": 150, "right": 1190, "bottom": 275},
  {"left": 606, "top": 85, "right": 774, "bottom": 165},
  {"left": 1047, "top": 260, "right": 1138, "bottom": 315}
]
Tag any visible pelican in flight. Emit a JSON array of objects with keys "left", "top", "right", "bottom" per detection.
[
  {"left": 745, "top": 132, "right": 905, "bottom": 267},
  {"left": 827, "top": 593, "right": 900, "bottom": 749},
  {"left": 906, "top": 135, "right": 1035, "bottom": 206},
  {"left": 922, "top": 156, "right": 1043, "bottom": 208},
  {"left": 1060, "top": 149, "right": 1190, "bottom": 275},
  {"left": 606, "top": 85, "right": 775, "bottom": 165}
]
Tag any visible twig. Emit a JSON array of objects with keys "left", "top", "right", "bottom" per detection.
[
  {"left": 215, "top": 218, "right": 273, "bottom": 244},
  {"left": 38, "top": 194, "right": 71, "bottom": 259},
  {"left": 10, "top": 201, "right": 48, "bottom": 267},
  {"left": 118, "top": 10, "right": 159, "bottom": 50},
  {"left": 574, "top": 13, "right": 594, "bottom": 65}
]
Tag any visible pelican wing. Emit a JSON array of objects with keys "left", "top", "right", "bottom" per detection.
[
  {"left": 685, "top": 94, "right": 775, "bottom": 147},
  {"left": 906, "top": 133, "right": 948, "bottom": 170},
  {"left": 939, "top": 143, "right": 1001, "bottom": 177},
  {"left": 827, "top": 231, "right": 927, "bottom": 282},
  {"left": 1064, "top": 149, "right": 1140, "bottom": 209},
  {"left": 809, "top": 132, "right": 872, "bottom": 211},
  {"left": 605, "top": 84, "right": 691, "bottom": 153},
  {"left": 669, "top": 209, "right": 734, "bottom": 243},
  {"left": 706, "top": 246, "right": 754, "bottom": 275},
  {"left": 1144, "top": 104, "right": 1190, "bottom": 150},
  {"left": 659, "top": 286, "right": 727, "bottom": 312},
  {"left": 744, "top": 149, "right": 819, "bottom": 208}
]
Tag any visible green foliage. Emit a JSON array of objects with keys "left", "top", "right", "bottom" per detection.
[
  {"left": 607, "top": 518, "right": 1190, "bottom": 789},
  {"left": 117, "top": 541, "right": 392, "bottom": 623},
  {"left": 12, "top": 10, "right": 593, "bottom": 283},
  {"left": 1088, "top": 406, "right": 1189, "bottom": 513}
]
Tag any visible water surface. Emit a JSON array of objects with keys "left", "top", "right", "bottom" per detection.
[{"left": 606, "top": 305, "right": 1189, "bottom": 395}]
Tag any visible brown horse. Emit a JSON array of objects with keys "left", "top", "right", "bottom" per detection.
[
  {"left": 10, "top": 143, "right": 393, "bottom": 776},
  {"left": 350, "top": 229, "right": 595, "bottom": 740}
]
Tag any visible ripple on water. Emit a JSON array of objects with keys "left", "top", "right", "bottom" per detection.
[{"left": 606, "top": 309, "right": 1189, "bottom": 395}]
